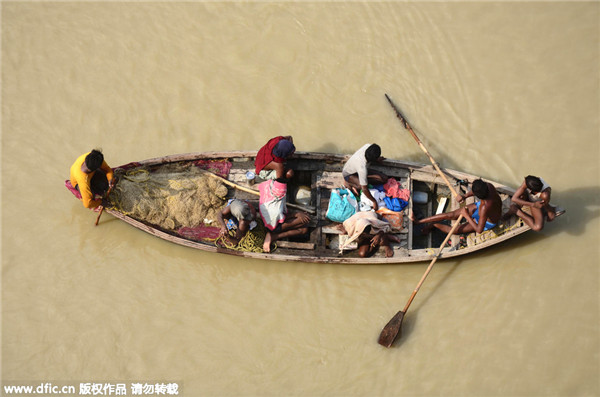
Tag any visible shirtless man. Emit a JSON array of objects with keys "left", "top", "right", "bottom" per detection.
[
  {"left": 342, "top": 143, "right": 388, "bottom": 211},
  {"left": 411, "top": 179, "right": 503, "bottom": 235},
  {"left": 503, "top": 175, "right": 556, "bottom": 231}
]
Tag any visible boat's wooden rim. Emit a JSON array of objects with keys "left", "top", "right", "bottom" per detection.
[
  {"left": 105, "top": 206, "right": 535, "bottom": 263},
  {"left": 120, "top": 150, "right": 519, "bottom": 195}
]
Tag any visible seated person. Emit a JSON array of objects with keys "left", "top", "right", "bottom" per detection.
[
  {"left": 503, "top": 175, "right": 556, "bottom": 231},
  {"left": 342, "top": 143, "right": 388, "bottom": 211},
  {"left": 254, "top": 136, "right": 296, "bottom": 180},
  {"left": 339, "top": 211, "right": 398, "bottom": 257},
  {"left": 356, "top": 227, "right": 400, "bottom": 258},
  {"left": 410, "top": 179, "right": 502, "bottom": 235},
  {"left": 69, "top": 149, "right": 114, "bottom": 209},
  {"left": 258, "top": 177, "right": 310, "bottom": 253},
  {"left": 216, "top": 199, "right": 258, "bottom": 245}
]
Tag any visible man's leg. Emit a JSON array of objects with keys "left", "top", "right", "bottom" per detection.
[
  {"left": 263, "top": 212, "right": 310, "bottom": 252},
  {"left": 516, "top": 207, "right": 545, "bottom": 231},
  {"left": 343, "top": 174, "right": 361, "bottom": 196},
  {"left": 366, "top": 169, "right": 389, "bottom": 185}
]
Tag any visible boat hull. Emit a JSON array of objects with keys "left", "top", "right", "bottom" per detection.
[{"left": 72, "top": 151, "right": 562, "bottom": 264}]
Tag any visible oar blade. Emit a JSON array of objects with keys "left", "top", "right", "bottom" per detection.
[{"left": 378, "top": 310, "right": 405, "bottom": 348}]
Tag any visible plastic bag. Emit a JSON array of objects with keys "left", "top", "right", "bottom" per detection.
[{"left": 326, "top": 188, "right": 358, "bottom": 222}]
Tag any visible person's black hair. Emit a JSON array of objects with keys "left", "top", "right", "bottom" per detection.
[
  {"left": 85, "top": 149, "right": 104, "bottom": 172},
  {"left": 90, "top": 169, "right": 108, "bottom": 196},
  {"left": 525, "top": 175, "right": 543, "bottom": 193},
  {"left": 472, "top": 179, "right": 489, "bottom": 199},
  {"left": 365, "top": 144, "right": 381, "bottom": 162}
]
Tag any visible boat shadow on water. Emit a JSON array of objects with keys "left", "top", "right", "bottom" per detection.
[{"left": 557, "top": 186, "right": 599, "bottom": 237}]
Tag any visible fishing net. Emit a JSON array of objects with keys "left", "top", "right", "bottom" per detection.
[{"left": 109, "top": 162, "right": 230, "bottom": 231}]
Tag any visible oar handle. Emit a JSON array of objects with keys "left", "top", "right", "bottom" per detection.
[
  {"left": 385, "top": 94, "right": 461, "bottom": 199},
  {"left": 95, "top": 184, "right": 114, "bottom": 226}
]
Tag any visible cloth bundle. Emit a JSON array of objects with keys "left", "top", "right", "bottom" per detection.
[{"left": 381, "top": 178, "right": 410, "bottom": 212}]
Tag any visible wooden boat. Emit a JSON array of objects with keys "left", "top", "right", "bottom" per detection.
[{"left": 69, "top": 151, "right": 563, "bottom": 264}]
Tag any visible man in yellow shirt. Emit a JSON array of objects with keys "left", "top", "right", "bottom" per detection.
[{"left": 69, "top": 149, "right": 114, "bottom": 209}]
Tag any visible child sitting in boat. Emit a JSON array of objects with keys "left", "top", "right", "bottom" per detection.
[
  {"left": 216, "top": 199, "right": 258, "bottom": 245},
  {"left": 258, "top": 177, "right": 310, "bottom": 253},
  {"left": 342, "top": 143, "right": 388, "bottom": 211},
  {"left": 503, "top": 175, "right": 556, "bottom": 231},
  {"left": 69, "top": 149, "right": 115, "bottom": 210},
  {"left": 254, "top": 136, "right": 296, "bottom": 181}
]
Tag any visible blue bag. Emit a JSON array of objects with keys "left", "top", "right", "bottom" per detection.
[{"left": 326, "top": 188, "right": 358, "bottom": 222}]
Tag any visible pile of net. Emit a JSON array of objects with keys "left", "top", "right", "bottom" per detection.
[{"left": 109, "top": 162, "right": 229, "bottom": 231}]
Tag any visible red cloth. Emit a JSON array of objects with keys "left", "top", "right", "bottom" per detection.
[
  {"left": 65, "top": 180, "right": 82, "bottom": 199},
  {"left": 254, "top": 136, "right": 286, "bottom": 174},
  {"left": 178, "top": 226, "right": 221, "bottom": 241},
  {"left": 193, "top": 159, "right": 232, "bottom": 179},
  {"left": 383, "top": 178, "right": 411, "bottom": 201}
]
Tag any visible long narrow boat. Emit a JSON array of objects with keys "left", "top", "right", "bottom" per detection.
[{"left": 68, "top": 151, "right": 563, "bottom": 263}]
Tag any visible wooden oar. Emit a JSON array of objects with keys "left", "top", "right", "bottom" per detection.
[
  {"left": 94, "top": 185, "right": 113, "bottom": 226},
  {"left": 378, "top": 213, "right": 464, "bottom": 347},
  {"left": 378, "top": 94, "right": 464, "bottom": 347},
  {"left": 198, "top": 169, "right": 316, "bottom": 215},
  {"left": 385, "top": 93, "right": 460, "bottom": 199}
]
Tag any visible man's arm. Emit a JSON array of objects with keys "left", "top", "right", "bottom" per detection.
[
  {"left": 100, "top": 161, "right": 114, "bottom": 184},
  {"left": 216, "top": 206, "right": 231, "bottom": 236},
  {"left": 511, "top": 182, "right": 542, "bottom": 208},
  {"left": 456, "top": 190, "right": 474, "bottom": 203}
]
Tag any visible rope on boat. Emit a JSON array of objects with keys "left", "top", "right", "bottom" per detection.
[
  {"left": 213, "top": 222, "right": 274, "bottom": 253},
  {"left": 465, "top": 218, "right": 524, "bottom": 246}
]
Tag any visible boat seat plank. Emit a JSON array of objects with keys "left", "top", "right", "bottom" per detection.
[
  {"left": 276, "top": 241, "right": 316, "bottom": 250},
  {"left": 316, "top": 171, "right": 345, "bottom": 188}
]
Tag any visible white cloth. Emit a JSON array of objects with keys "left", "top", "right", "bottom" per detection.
[{"left": 359, "top": 189, "right": 387, "bottom": 211}]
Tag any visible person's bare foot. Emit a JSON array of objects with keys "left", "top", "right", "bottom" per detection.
[
  {"left": 263, "top": 232, "right": 272, "bottom": 253},
  {"left": 385, "top": 245, "right": 394, "bottom": 257},
  {"left": 408, "top": 210, "right": 419, "bottom": 224}
]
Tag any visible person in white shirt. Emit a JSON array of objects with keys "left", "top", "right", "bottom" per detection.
[{"left": 342, "top": 143, "right": 388, "bottom": 211}]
